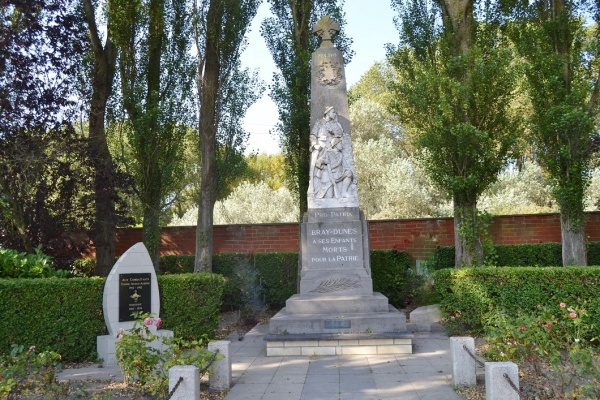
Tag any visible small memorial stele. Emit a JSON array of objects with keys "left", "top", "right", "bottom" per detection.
[{"left": 97, "top": 243, "right": 173, "bottom": 366}]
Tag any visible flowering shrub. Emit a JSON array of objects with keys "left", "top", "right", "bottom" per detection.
[
  {"left": 484, "top": 302, "right": 592, "bottom": 363},
  {"left": 0, "top": 344, "right": 62, "bottom": 398},
  {"left": 115, "top": 312, "right": 217, "bottom": 396},
  {"left": 484, "top": 302, "right": 599, "bottom": 398}
]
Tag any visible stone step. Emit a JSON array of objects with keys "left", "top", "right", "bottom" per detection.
[
  {"left": 268, "top": 306, "right": 407, "bottom": 335},
  {"left": 263, "top": 333, "right": 413, "bottom": 356},
  {"left": 285, "top": 293, "right": 390, "bottom": 314}
]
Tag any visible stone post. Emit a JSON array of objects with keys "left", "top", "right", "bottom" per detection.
[
  {"left": 208, "top": 340, "right": 231, "bottom": 391},
  {"left": 450, "top": 337, "right": 477, "bottom": 386},
  {"left": 485, "top": 362, "right": 520, "bottom": 400},
  {"left": 168, "top": 366, "right": 200, "bottom": 400}
]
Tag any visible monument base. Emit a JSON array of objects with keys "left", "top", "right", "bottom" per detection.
[{"left": 269, "top": 294, "right": 407, "bottom": 335}]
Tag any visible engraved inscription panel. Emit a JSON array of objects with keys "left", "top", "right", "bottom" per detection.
[
  {"left": 306, "top": 216, "right": 364, "bottom": 269},
  {"left": 324, "top": 320, "right": 351, "bottom": 329},
  {"left": 119, "top": 273, "right": 152, "bottom": 322}
]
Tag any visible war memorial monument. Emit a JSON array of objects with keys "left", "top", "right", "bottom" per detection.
[{"left": 265, "top": 16, "right": 412, "bottom": 356}]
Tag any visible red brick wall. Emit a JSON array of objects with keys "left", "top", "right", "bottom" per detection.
[{"left": 113, "top": 212, "right": 600, "bottom": 260}]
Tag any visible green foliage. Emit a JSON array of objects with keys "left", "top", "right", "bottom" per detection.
[
  {"left": 371, "top": 250, "right": 420, "bottom": 308},
  {"left": 116, "top": 312, "right": 216, "bottom": 396},
  {"left": 390, "top": 0, "right": 519, "bottom": 265},
  {"left": 588, "top": 242, "right": 600, "bottom": 265},
  {"left": 159, "top": 250, "right": 422, "bottom": 309},
  {"left": 70, "top": 257, "right": 101, "bottom": 277},
  {"left": 434, "top": 267, "right": 600, "bottom": 339},
  {"left": 504, "top": 0, "right": 598, "bottom": 265},
  {"left": 0, "top": 277, "right": 105, "bottom": 362},
  {"left": 255, "top": 252, "right": 298, "bottom": 309},
  {"left": 116, "top": 313, "right": 163, "bottom": 386},
  {"left": 158, "top": 274, "right": 225, "bottom": 341},
  {"left": 0, "top": 274, "right": 223, "bottom": 362},
  {"left": 483, "top": 302, "right": 600, "bottom": 398},
  {"left": 428, "top": 242, "right": 600, "bottom": 269},
  {"left": 0, "top": 344, "right": 62, "bottom": 398},
  {"left": 160, "top": 254, "right": 195, "bottom": 274},
  {"left": 0, "top": 246, "right": 68, "bottom": 279},
  {"left": 213, "top": 181, "right": 299, "bottom": 224}
]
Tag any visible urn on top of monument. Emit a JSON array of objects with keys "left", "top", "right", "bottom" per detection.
[{"left": 308, "top": 16, "right": 358, "bottom": 209}]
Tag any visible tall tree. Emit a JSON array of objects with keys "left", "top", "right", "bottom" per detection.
[
  {"left": 194, "top": 0, "right": 262, "bottom": 273},
  {"left": 112, "top": 0, "right": 195, "bottom": 270},
  {"left": 503, "top": 0, "right": 600, "bottom": 265},
  {"left": 0, "top": 0, "right": 90, "bottom": 266},
  {"left": 81, "top": 0, "right": 118, "bottom": 276},
  {"left": 389, "top": 0, "right": 519, "bottom": 266},
  {"left": 261, "top": 0, "right": 352, "bottom": 218}
]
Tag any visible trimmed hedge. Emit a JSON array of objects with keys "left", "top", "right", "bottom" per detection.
[
  {"left": 254, "top": 252, "right": 298, "bottom": 308},
  {"left": 162, "top": 250, "right": 415, "bottom": 309},
  {"left": 0, "top": 273, "right": 225, "bottom": 362},
  {"left": 370, "top": 250, "right": 416, "bottom": 308},
  {"left": 434, "top": 266, "right": 600, "bottom": 339},
  {"left": 159, "top": 273, "right": 225, "bottom": 341},
  {"left": 0, "top": 277, "right": 105, "bottom": 362},
  {"left": 429, "top": 242, "right": 600, "bottom": 269}
]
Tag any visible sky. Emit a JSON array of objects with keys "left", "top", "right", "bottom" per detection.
[{"left": 240, "top": 1, "right": 399, "bottom": 154}]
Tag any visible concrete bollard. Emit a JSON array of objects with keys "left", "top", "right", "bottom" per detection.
[
  {"left": 485, "top": 361, "right": 520, "bottom": 400},
  {"left": 168, "top": 365, "right": 200, "bottom": 400},
  {"left": 450, "top": 337, "right": 477, "bottom": 386},
  {"left": 208, "top": 340, "right": 232, "bottom": 391}
]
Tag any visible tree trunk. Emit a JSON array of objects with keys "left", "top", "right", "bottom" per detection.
[
  {"left": 142, "top": 190, "right": 162, "bottom": 272},
  {"left": 194, "top": 0, "right": 222, "bottom": 273},
  {"left": 560, "top": 212, "right": 587, "bottom": 266},
  {"left": 82, "top": 0, "right": 118, "bottom": 276},
  {"left": 138, "top": 0, "right": 165, "bottom": 273},
  {"left": 439, "top": 0, "right": 473, "bottom": 56},
  {"left": 454, "top": 199, "right": 484, "bottom": 267}
]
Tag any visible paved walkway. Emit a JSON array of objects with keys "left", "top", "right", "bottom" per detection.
[
  {"left": 224, "top": 324, "right": 464, "bottom": 400},
  {"left": 57, "top": 324, "right": 464, "bottom": 400}
]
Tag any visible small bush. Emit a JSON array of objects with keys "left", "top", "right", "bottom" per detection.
[
  {"left": 0, "top": 344, "right": 62, "bottom": 398},
  {"left": 0, "top": 246, "right": 67, "bottom": 279}
]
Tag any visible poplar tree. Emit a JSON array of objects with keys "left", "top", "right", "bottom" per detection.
[
  {"left": 112, "top": 0, "right": 195, "bottom": 270},
  {"left": 503, "top": 0, "right": 600, "bottom": 265},
  {"left": 389, "top": 0, "right": 519, "bottom": 266},
  {"left": 194, "top": 0, "right": 262, "bottom": 272}
]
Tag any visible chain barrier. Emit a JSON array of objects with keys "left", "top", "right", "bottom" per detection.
[
  {"left": 199, "top": 348, "right": 220, "bottom": 375},
  {"left": 462, "top": 344, "right": 485, "bottom": 368},
  {"left": 503, "top": 372, "right": 521, "bottom": 396},
  {"left": 166, "top": 376, "right": 183, "bottom": 400}
]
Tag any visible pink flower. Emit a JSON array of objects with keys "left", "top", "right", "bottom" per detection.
[
  {"left": 569, "top": 312, "right": 577, "bottom": 318},
  {"left": 545, "top": 322, "right": 552, "bottom": 329},
  {"left": 519, "top": 326, "right": 527, "bottom": 331},
  {"left": 28, "top": 345, "right": 36, "bottom": 353},
  {"left": 155, "top": 318, "right": 162, "bottom": 328},
  {"left": 143, "top": 317, "right": 154, "bottom": 326},
  {"left": 560, "top": 303, "right": 566, "bottom": 309}
]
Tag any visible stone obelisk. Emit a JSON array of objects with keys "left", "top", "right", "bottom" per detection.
[{"left": 266, "top": 16, "right": 410, "bottom": 355}]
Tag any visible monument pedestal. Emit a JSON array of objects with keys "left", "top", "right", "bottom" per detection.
[{"left": 266, "top": 208, "right": 411, "bottom": 355}]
